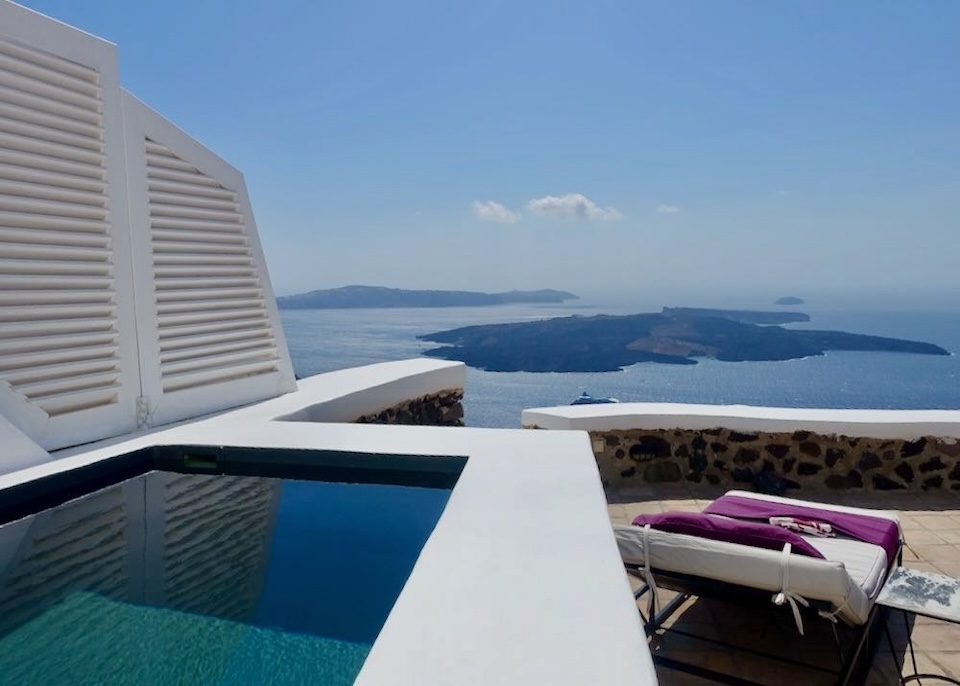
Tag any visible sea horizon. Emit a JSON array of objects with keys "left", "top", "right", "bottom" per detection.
[{"left": 281, "top": 302, "right": 960, "bottom": 429}]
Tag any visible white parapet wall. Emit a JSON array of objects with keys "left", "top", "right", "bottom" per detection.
[
  {"left": 523, "top": 403, "right": 960, "bottom": 492},
  {"left": 245, "top": 358, "right": 465, "bottom": 424},
  {"left": 522, "top": 403, "right": 960, "bottom": 440}
]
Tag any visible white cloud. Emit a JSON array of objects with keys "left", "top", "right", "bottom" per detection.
[
  {"left": 471, "top": 200, "right": 521, "bottom": 223},
  {"left": 526, "top": 193, "right": 622, "bottom": 221},
  {"left": 656, "top": 204, "right": 681, "bottom": 214}
]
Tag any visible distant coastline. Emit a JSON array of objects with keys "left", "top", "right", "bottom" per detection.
[
  {"left": 276, "top": 285, "right": 579, "bottom": 309},
  {"left": 419, "top": 307, "right": 950, "bottom": 372}
]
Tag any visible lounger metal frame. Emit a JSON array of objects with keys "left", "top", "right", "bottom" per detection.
[{"left": 626, "top": 541, "right": 902, "bottom": 686}]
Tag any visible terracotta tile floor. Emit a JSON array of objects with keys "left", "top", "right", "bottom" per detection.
[{"left": 608, "top": 485, "right": 960, "bottom": 685}]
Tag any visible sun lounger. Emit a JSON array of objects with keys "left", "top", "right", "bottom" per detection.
[{"left": 613, "top": 490, "right": 903, "bottom": 685}]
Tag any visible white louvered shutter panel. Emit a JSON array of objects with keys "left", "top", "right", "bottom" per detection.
[
  {"left": 125, "top": 96, "right": 295, "bottom": 426},
  {"left": 146, "top": 138, "right": 281, "bottom": 392},
  {"left": 0, "top": 9, "right": 140, "bottom": 452}
]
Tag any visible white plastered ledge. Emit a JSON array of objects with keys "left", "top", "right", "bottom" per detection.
[
  {"left": 271, "top": 358, "right": 466, "bottom": 423},
  {"left": 522, "top": 402, "right": 960, "bottom": 440},
  {"left": 0, "top": 360, "right": 657, "bottom": 686}
]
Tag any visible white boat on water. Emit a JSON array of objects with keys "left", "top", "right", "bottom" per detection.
[{"left": 571, "top": 392, "right": 619, "bottom": 405}]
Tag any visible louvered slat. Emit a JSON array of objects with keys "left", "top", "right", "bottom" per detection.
[
  {"left": 0, "top": 179, "right": 109, "bottom": 208},
  {"left": 157, "top": 307, "right": 269, "bottom": 327},
  {"left": 0, "top": 260, "right": 111, "bottom": 280},
  {"left": 0, "top": 330, "right": 118, "bottom": 355},
  {"left": 156, "top": 296, "right": 265, "bottom": 315},
  {"left": 0, "top": 289, "right": 115, "bottom": 306},
  {"left": 0, "top": 36, "right": 121, "bottom": 417},
  {"left": 0, "top": 160, "right": 107, "bottom": 193},
  {"left": 148, "top": 190, "right": 239, "bottom": 212},
  {"left": 0, "top": 226, "right": 110, "bottom": 248},
  {"left": 155, "top": 286, "right": 264, "bottom": 302},
  {"left": 157, "top": 327, "right": 275, "bottom": 353},
  {"left": 0, "top": 341, "right": 120, "bottom": 373},
  {"left": 0, "top": 317, "right": 115, "bottom": 341},
  {"left": 158, "top": 322, "right": 269, "bottom": 341}
]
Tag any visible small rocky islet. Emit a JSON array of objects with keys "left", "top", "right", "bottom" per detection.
[{"left": 419, "top": 307, "right": 950, "bottom": 373}]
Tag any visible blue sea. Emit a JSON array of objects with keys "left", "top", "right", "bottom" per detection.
[{"left": 280, "top": 304, "right": 960, "bottom": 429}]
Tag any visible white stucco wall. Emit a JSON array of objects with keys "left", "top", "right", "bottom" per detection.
[
  {"left": 272, "top": 358, "right": 465, "bottom": 424},
  {"left": 522, "top": 402, "right": 960, "bottom": 440}
]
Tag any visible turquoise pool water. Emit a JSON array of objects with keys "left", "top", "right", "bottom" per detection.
[{"left": 0, "top": 470, "right": 452, "bottom": 685}]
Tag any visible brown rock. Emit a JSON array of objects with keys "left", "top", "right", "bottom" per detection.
[
  {"left": 441, "top": 403, "right": 464, "bottom": 423},
  {"left": 919, "top": 456, "right": 947, "bottom": 473},
  {"left": 873, "top": 474, "right": 907, "bottom": 490},
  {"left": 644, "top": 462, "right": 681, "bottom": 483},
  {"left": 689, "top": 453, "right": 708, "bottom": 474},
  {"left": 847, "top": 469, "right": 864, "bottom": 488},
  {"left": 629, "top": 436, "right": 671, "bottom": 460},
  {"left": 901, "top": 438, "right": 928, "bottom": 458},
  {"left": 825, "top": 448, "right": 845, "bottom": 468},
  {"left": 765, "top": 444, "right": 790, "bottom": 459},
  {"left": 826, "top": 470, "right": 863, "bottom": 489},
  {"left": 894, "top": 463, "right": 915, "bottom": 484}
]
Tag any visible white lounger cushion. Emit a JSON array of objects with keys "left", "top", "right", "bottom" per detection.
[{"left": 614, "top": 491, "right": 901, "bottom": 627}]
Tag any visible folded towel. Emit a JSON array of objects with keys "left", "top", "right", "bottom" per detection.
[{"left": 769, "top": 516, "right": 834, "bottom": 537}]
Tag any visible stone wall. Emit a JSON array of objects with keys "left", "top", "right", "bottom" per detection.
[
  {"left": 591, "top": 427, "right": 960, "bottom": 492},
  {"left": 354, "top": 389, "right": 464, "bottom": 426}
]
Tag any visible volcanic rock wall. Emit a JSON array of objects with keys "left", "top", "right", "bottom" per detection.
[
  {"left": 590, "top": 427, "right": 960, "bottom": 491},
  {"left": 354, "top": 390, "right": 464, "bottom": 426}
]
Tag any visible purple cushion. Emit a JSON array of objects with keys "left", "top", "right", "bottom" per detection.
[
  {"left": 703, "top": 494, "right": 900, "bottom": 566},
  {"left": 632, "top": 511, "right": 826, "bottom": 559}
]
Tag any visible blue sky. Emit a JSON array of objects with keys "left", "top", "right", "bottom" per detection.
[{"left": 19, "top": 1, "right": 960, "bottom": 306}]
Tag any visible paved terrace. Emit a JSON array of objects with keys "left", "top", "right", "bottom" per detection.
[{"left": 608, "top": 484, "right": 960, "bottom": 684}]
